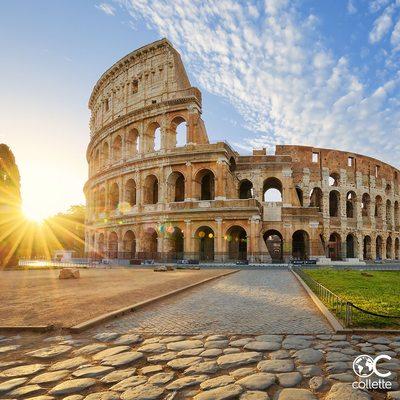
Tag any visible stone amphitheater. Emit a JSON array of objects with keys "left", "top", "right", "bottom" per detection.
[{"left": 84, "top": 38, "right": 400, "bottom": 263}]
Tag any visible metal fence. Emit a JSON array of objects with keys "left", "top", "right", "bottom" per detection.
[{"left": 293, "top": 267, "right": 400, "bottom": 328}]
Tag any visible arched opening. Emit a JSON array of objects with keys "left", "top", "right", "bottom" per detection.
[
  {"left": 385, "top": 184, "right": 392, "bottom": 196},
  {"left": 376, "top": 235, "right": 383, "bottom": 259},
  {"left": 102, "top": 142, "right": 109, "bottom": 166},
  {"left": 310, "top": 187, "right": 323, "bottom": 212},
  {"left": 263, "top": 230, "right": 283, "bottom": 262},
  {"left": 154, "top": 127, "right": 161, "bottom": 151},
  {"left": 346, "top": 234, "right": 356, "bottom": 258},
  {"left": 108, "top": 232, "right": 118, "bottom": 259},
  {"left": 395, "top": 201, "right": 399, "bottom": 229},
  {"left": 263, "top": 177, "right": 283, "bottom": 202},
  {"left": 143, "top": 175, "right": 158, "bottom": 204},
  {"left": 112, "top": 135, "right": 122, "bottom": 162},
  {"left": 196, "top": 169, "right": 215, "bottom": 201},
  {"left": 239, "top": 179, "right": 253, "bottom": 199},
  {"left": 329, "top": 190, "right": 340, "bottom": 217},
  {"left": 98, "top": 188, "right": 105, "bottom": 213},
  {"left": 329, "top": 172, "right": 340, "bottom": 187},
  {"left": 142, "top": 227, "right": 158, "bottom": 259},
  {"left": 229, "top": 157, "right": 237, "bottom": 173},
  {"left": 346, "top": 191, "right": 356, "bottom": 218},
  {"left": 395, "top": 238, "right": 399, "bottom": 260},
  {"left": 292, "top": 230, "right": 310, "bottom": 260},
  {"left": 329, "top": 232, "right": 342, "bottom": 260},
  {"left": 226, "top": 226, "right": 247, "bottom": 260},
  {"left": 167, "top": 227, "right": 184, "bottom": 259},
  {"left": 296, "top": 187, "right": 303, "bottom": 206},
  {"left": 171, "top": 116, "right": 187, "bottom": 147},
  {"left": 125, "top": 179, "right": 136, "bottom": 207},
  {"left": 363, "top": 236, "right": 372, "bottom": 260},
  {"left": 195, "top": 226, "right": 214, "bottom": 261},
  {"left": 361, "top": 193, "right": 371, "bottom": 217},
  {"left": 98, "top": 233, "right": 105, "bottom": 257},
  {"left": 146, "top": 122, "right": 161, "bottom": 152},
  {"left": 386, "top": 199, "right": 392, "bottom": 225},
  {"left": 123, "top": 230, "right": 136, "bottom": 258},
  {"left": 126, "top": 128, "right": 139, "bottom": 156},
  {"left": 109, "top": 183, "right": 119, "bottom": 210},
  {"left": 386, "top": 236, "right": 392, "bottom": 259},
  {"left": 167, "top": 172, "right": 185, "bottom": 202},
  {"left": 375, "top": 195, "right": 383, "bottom": 218}
]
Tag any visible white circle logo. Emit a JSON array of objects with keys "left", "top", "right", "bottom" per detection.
[{"left": 353, "top": 354, "right": 392, "bottom": 378}]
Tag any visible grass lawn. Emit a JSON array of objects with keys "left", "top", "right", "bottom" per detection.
[{"left": 306, "top": 268, "right": 400, "bottom": 328}]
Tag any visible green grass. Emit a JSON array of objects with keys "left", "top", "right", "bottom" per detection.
[{"left": 306, "top": 268, "right": 400, "bottom": 328}]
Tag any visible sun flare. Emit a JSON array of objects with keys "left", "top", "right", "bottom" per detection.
[{"left": 22, "top": 205, "right": 47, "bottom": 223}]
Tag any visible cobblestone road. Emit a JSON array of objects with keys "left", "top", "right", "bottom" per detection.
[{"left": 99, "top": 270, "right": 332, "bottom": 335}]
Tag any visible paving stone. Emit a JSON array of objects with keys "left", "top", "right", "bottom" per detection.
[
  {"left": 325, "top": 383, "right": 371, "bottom": 400},
  {"left": 297, "top": 365, "right": 324, "bottom": 378},
  {"left": 201, "top": 348, "right": 223, "bottom": 357},
  {"left": 369, "top": 337, "right": 391, "bottom": 345},
  {"left": 0, "top": 377, "right": 28, "bottom": 394},
  {"left": 167, "top": 356, "right": 202, "bottom": 370},
  {"left": 94, "top": 332, "right": 120, "bottom": 342},
  {"left": 217, "top": 352, "right": 262, "bottom": 369},
  {"left": 294, "top": 349, "right": 324, "bottom": 364},
  {"left": 142, "top": 337, "right": 161, "bottom": 344},
  {"left": 328, "top": 373, "right": 354, "bottom": 382},
  {"left": 74, "top": 343, "right": 108, "bottom": 355},
  {"left": 277, "top": 372, "right": 302, "bottom": 387},
  {"left": 257, "top": 359, "right": 294, "bottom": 373},
  {"left": 282, "top": 338, "right": 311, "bottom": 350},
  {"left": 0, "top": 344, "right": 20, "bottom": 353},
  {"left": 237, "top": 372, "right": 275, "bottom": 390},
  {"left": 84, "top": 392, "right": 120, "bottom": 400},
  {"left": 230, "top": 338, "right": 253, "bottom": 347},
  {"left": 269, "top": 350, "right": 291, "bottom": 359},
  {"left": 194, "top": 384, "right": 244, "bottom": 400},
  {"left": 229, "top": 367, "right": 255, "bottom": 379},
  {"left": 148, "top": 372, "right": 175, "bottom": 385},
  {"left": 244, "top": 341, "right": 281, "bottom": 351},
  {"left": 148, "top": 352, "right": 177, "bottom": 362},
  {"left": 0, "top": 363, "right": 46, "bottom": 378},
  {"left": 0, "top": 360, "right": 23, "bottom": 368},
  {"left": 316, "top": 335, "right": 332, "bottom": 340},
  {"left": 223, "top": 348, "right": 241, "bottom": 354},
  {"left": 205, "top": 340, "right": 229, "bottom": 349},
  {"left": 167, "top": 340, "right": 204, "bottom": 351},
  {"left": 277, "top": 388, "right": 317, "bottom": 400},
  {"left": 331, "top": 335, "right": 347, "bottom": 341},
  {"left": 101, "top": 351, "right": 144, "bottom": 367},
  {"left": 374, "top": 344, "right": 390, "bottom": 351},
  {"left": 206, "top": 335, "right": 228, "bottom": 341},
  {"left": 63, "top": 396, "right": 83, "bottom": 400},
  {"left": 200, "top": 375, "right": 235, "bottom": 390},
  {"left": 326, "top": 362, "right": 350, "bottom": 374},
  {"left": 159, "top": 335, "right": 186, "bottom": 343},
  {"left": 141, "top": 365, "right": 163, "bottom": 374},
  {"left": 49, "top": 378, "right": 96, "bottom": 396},
  {"left": 27, "top": 396, "right": 55, "bottom": 400},
  {"left": 309, "top": 376, "right": 329, "bottom": 392},
  {"left": 30, "top": 370, "right": 70, "bottom": 384},
  {"left": 93, "top": 346, "right": 131, "bottom": 361},
  {"left": 255, "top": 335, "right": 283, "bottom": 343},
  {"left": 178, "top": 348, "right": 204, "bottom": 356},
  {"left": 49, "top": 356, "right": 88, "bottom": 371},
  {"left": 8, "top": 384, "right": 44, "bottom": 397},
  {"left": 27, "top": 345, "right": 72, "bottom": 359},
  {"left": 137, "top": 343, "right": 166, "bottom": 353},
  {"left": 387, "top": 391, "right": 400, "bottom": 400},
  {"left": 185, "top": 360, "right": 220, "bottom": 375},
  {"left": 72, "top": 365, "right": 114, "bottom": 378},
  {"left": 110, "top": 376, "right": 148, "bottom": 392},
  {"left": 167, "top": 375, "right": 208, "bottom": 390},
  {"left": 240, "top": 391, "right": 270, "bottom": 400},
  {"left": 121, "top": 383, "right": 164, "bottom": 400},
  {"left": 100, "top": 368, "right": 136, "bottom": 384},
  {"left": 114, "top": 334, "right": 143, "bottom": 345}
]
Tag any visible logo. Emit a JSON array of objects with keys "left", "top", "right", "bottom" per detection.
[{"left": 352, "top": 354, "right": 392, "bottom": 390}]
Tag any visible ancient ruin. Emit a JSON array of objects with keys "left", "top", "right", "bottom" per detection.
[{"left": 84, "top": 38, "right": 400, "bottom": 263}]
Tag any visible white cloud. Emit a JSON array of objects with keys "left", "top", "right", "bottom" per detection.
[
  {"left": 369, "top": 6, "right": 394, "bottom": 43},
  {"left": 120, "top": 0, "right": 400, "bottom": 166},
  {"left": 96, "top": 3, "right": 116, "bottom": 16},
  {"left": 347, "top": 0, "right": 357, "bottom": 14}
]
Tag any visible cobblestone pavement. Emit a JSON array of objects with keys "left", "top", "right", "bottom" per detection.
[
  {"left": 99, "top": 270, "right": 332, "bottom": 335},
  {"left": 0, "top": 331, "right": 399, "bottom": 399}
]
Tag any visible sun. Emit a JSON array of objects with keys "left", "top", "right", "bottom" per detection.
[{"left": 22, "top": 205, "right": 47, "bottom": 223}]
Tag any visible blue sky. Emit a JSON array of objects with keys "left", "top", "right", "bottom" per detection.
[{"left": 1, "top": 0, "right": 399, "bottom": 218}]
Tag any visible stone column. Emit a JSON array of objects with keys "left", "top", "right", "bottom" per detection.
[
  {"left": 371, "top": 234, "right": 377, "bottom": 260},
  {"left": 184, "top": 220, "right": 193, "bottom": 259},
  {"left": 185, "top": 162, "right": 194, "bottom": 201},
  {"left": 249, "top": 216, "right": 261, "bottom": 262},
  {"left": 215, "top": 218, "right": 224, "bottom": 261},
  {"left": 215, "top": 159, "right": 227, "bottom": 200}
]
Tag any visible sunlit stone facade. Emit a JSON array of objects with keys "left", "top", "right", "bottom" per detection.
[{"left": 84, "top": 39, "right": 400, "bottom": 263}]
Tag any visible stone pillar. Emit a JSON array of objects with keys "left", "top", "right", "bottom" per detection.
[
  {"left": 184, "top": 220, "right": 193, "bottom": 259},
  {"left": 185, "top": 162, "right": 194, "bottom": 201},
  {"left": 215, "top": 159, "right": 227, "bottom": 200},
  {"left": 357, "top": 234, "right": 363, "bottom": 259},
  {"left": 382, "top": 238, "right": 387, "bottom": 260},
  {"left": 249, "top": 216, "right": 261, "bottom": 262},
  {"left": 215, "top": 218, "right": 224, "bottom": 261},
  {"left": 371, "top": 234, "right": 377, "bottom": 260}
]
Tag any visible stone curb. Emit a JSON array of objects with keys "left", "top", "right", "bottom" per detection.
[
  {"left": 69, "top": 269, "right": 240, "bottom": 333},
  {"left": 0, "top": 325, "right": 54, "bottom": 333},
  {"left": 290, "top": 268, "right": 344, "bottom": 333}
]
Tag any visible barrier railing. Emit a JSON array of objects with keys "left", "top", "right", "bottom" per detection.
[{"left": 293, "top": 267, "right": 400, "bottom": 328}]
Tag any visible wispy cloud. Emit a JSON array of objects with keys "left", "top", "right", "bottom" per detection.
[
  {"left": 119, "top": 0, "right": 400, "bottom": 166},
  {"left": 96, "top": 3, "right": 116, "bottom": 16},
  {"left": 347, "top": 0, "right": 357, "bottom": 14}
]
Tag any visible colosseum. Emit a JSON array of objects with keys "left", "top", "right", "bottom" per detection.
[{"left": 84, "top": 38, "right": 400, "bottom": 264}]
